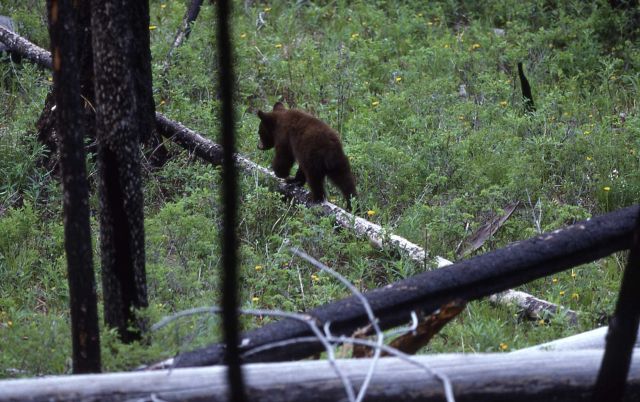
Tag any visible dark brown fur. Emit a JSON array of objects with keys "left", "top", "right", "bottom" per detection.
[{"left": 257, "top": 102, "right": 357, "bottom": 210}]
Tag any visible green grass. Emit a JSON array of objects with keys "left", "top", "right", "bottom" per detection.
[{"left": 1, "top": 0, "right": 639, "bottom": 376}]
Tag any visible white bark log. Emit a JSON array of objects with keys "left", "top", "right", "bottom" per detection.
[
  {"left": 514, "top": 325, "right": 640, "bottom": 354},
  {"left": 2, "top": 351, "right": 639, "bottom": 401},
  {"left": 488, "top": 289, "right": 578, "bottom": 324}
]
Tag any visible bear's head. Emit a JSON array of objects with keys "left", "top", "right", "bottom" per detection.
[{"left": 256, "top": 102, "right": 286, "bottom": 150}]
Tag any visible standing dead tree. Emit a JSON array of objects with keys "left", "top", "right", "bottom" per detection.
[
  {"left": 592, "top": 210, "right": 640, "bottom": 402},
  {"left": 161, "top": 0, "right": 204, "bottom": 73},
  {"left": 89, "top": 0, "right": 152, "bottom": 342},
  {"left": 518, "top": 62, "right": 535, "bottom": 113},
  {"left": 47, "top": 0, "right": 101, "bottom": 373},
  {"left": 215, "top": 0, "right": 247, "bottom": 399}
]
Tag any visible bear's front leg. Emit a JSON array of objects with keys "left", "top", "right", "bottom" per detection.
[
  {"left": 272, "top": 148, "right": 294, "bottom": 179},
  {"left": 285, "top": 168, "right": 306, "bottom": 186}
]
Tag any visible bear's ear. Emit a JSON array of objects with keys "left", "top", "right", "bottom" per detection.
[{"left": 273, "top": 102, "right": 285, "bottom": 111}]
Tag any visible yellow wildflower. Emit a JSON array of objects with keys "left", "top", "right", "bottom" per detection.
[
  {"left": 264, "top": 7, "right": 272, "bottom": 12},
  {"left": 560, "top": 290, "right": 565, "bottom": 296},
  {"left": 161, "top": 4, "right": 166, "bottom": 9},
  {"left": 552, "top": 277, "right": 558, "bottom": 283},
  {"left": 367, "top": 210, "right": 376, "bottom": 217},
  {"left": 603, "top": 186, "right": 611, "bottom": 192},
  {"left": 586, "top": 156, "right": 592, "bottom": 161},
  {"left": 252, "top": 296, "right": 260, "bottom": 302},
  {"left": 149, "top": 25, "right": 157, "bottom": 30},
  {"left": 571, "top": 293, "right": 579, "bottom": 300},
  {"left": 395, "top": 76, "right": 402, "bottom": 82},
  {"left": 499, "top": 101, "right": 508, "bottom": 107},
  {"left": 443, "top": 44, "right": 450, "bottom": 48},
  {"left": 417, "top": 12, "right": 423, "bottom": 17},
  {"left": 311, "top": 274, "right": 320, "bottom": 282},
  {"left": 583, "top": 130, "right": 591, "bottom": 135},
  {"left": 240, "top": 33, "right": 247, "bottom": 39},
  {"left": 499, "top": 342, "right": 508, "bottom": 351},
  {"left": 371, "top": 101, "right": 380, "bottom": 106},
  {"left": 538, "top": 319, "right": 546, "bottom": 326},
  {"left": 275, "top": 43, "right": 282, "bottom": 48},
  {"left": 255, "top": 265, "right": 263, "bottom": 271},
  {"left": 471, "top": 43, "right": 481, "bottom": 50},
  {"left": 427, "top": 21, "right": 433, "bottom": 26},
  {"left": 351, "top": 33, "right": 359, "bottom": 40}
]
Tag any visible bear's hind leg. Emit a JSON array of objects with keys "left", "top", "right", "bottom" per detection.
[
  {"left": 328, "top": 170, "right": 357, "bottom": 211},
  {"left": 306, "top": 173, "right": 326, "bottom": 204}
]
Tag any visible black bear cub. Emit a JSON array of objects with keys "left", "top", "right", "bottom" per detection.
[{"left": 257, "top": 102, "right": 357, "bottom": 210}]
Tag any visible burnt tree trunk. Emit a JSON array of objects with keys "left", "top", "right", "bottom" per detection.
[
  {"left": 90, "top": 0, "right": 151, "bottom": 343},
  {"left": 216, "top": 0, "right": 247, "bottom": 399},
  {"left": 37, "top": 0, "right": 96, "bottom": 174},
  {"left": 592, "top": 211, "right": 640, "bottom": 402},
  {"left": 131, "top": 0, "right": 168, "bottom": 167},
  {"left": 47, "top": 0, "right": 101, "bottom": 373},
  {"left": 162, "top": 0, "right": 204, "bottom": 72},
  {"left": 35, "top": 0, "right": 166, "bottom": 171}
]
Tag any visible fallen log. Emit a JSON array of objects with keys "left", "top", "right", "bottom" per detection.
[
  {"left": 156, "top": 205, "right": 637, "bottom": 368},
  {"left": 488, "top": 289, "right": 578, "bottom": 324},
  {"left": 514, "top": 325, "right": 640, "bottom": 354},
  {"left": 155, "top": 113, "right": 451, "bottom": 268},
  {"left": 2, "top": 351, "right": 640, "bottom": 401},
  {"left": 0, "top": 25, "right": 51, "bottom": 68},
  {"left": 0, "top": 26, "right": 578, "bottom": 325}
]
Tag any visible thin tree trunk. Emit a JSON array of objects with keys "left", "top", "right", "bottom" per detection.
[
  {"left": 131, "top": 0, "right": 168, "bottom": 167},
  {"left": 47, "top": 0, "right": 101, "bottom": 373},
  {"left": 90, "top": 0, "right": 150, "bottom": 343},
  {"left": 216, "top": 0, "right": 247, "bottom": 399},
  {"left": 592, "top": 211, "right": 640, "bottom": 402},
  {"left": 162, "top": 0, "right": 204, "bottom": 72}
]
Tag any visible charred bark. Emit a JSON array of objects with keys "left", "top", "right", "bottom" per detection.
[
  {"left": 47, "top": 0, "right": 101, "bottom": 373},
  {"left": 518, "top": 62, "right": 535, "bottom": 114},
  {"left": 90, "top": 0, "right": 151, "bottom": 343},
  {"left": 592, "top": 211, "right": 640, "bottom": 402}
]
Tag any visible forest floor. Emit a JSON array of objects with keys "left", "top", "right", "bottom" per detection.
[{"left": 1, "top": 0, "right": 639, "bottom": 375}]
